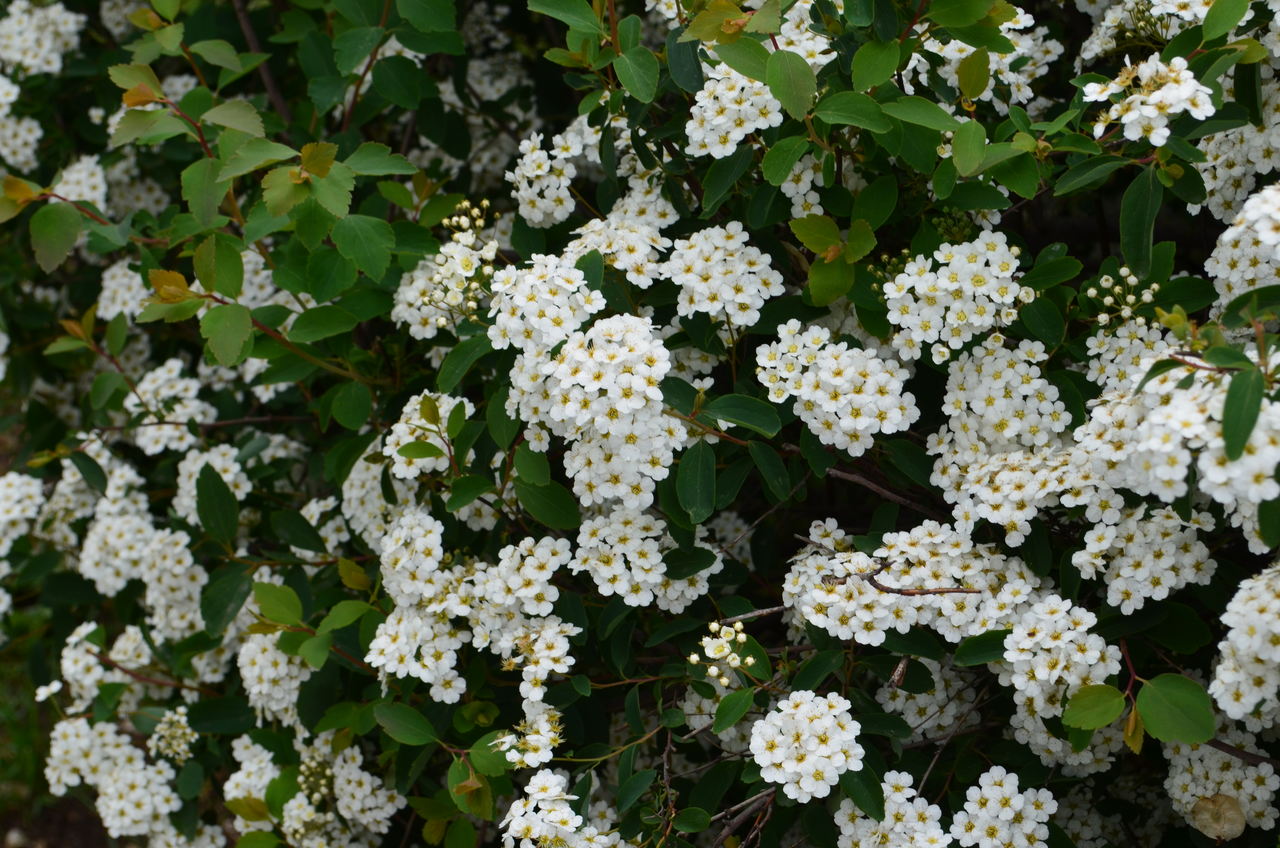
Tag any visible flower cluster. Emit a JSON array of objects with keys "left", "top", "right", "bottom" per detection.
[
  {"left": 500, "top": 769, "right": 626, "bottom": 848},
  {"left": 749, "top": 690, "right": 865, "bottom": 802},
  {"left": 0, "top": 0, "right": 85, "bottom": 76},
  {"left": 684, "top": 63, "right": 784, "bottom": 160},
  {"left": 690, "top": 619, "right": 755, "bottom": 686},
  {"left": 756, "top": 319, "right": 919, "bottom": 458},
  {"left": 883, "top": 230, "right": 1032, "bottom": 363},
  {"left": 1206, "top": 182, "right": 1280, "bottom": 309},
  {"left": 659, "top": 221, "right": 785, "bottom": 329},
  {"left": 146, "top": 707, "right": 198, "bottom": 764},
  {"left": 1084, "top": 54, "right": 1214, "bottom": 147},
  {"left": 383, "top": 390, "right": 475, "bottom": 479},
  {"left": 392, "top": 224, "right": 498, "bottom": 339},
  {"left": 570, "top": 508, "right": 723, "bottom": 612},
  {"left": 949, "top": 766, "right": 1057, "bottom": 848},
  {"left": 911, "top": 6, "right": 1063, "bottom": 114},
  {"left": 1073, "top": 504, "right": 1216, "bottom": 613},
  {"left": 0, "top": 71, "right": 41, "bottom": 171},
  {"left": 999, "top": 595, "right": 1124, "bottom": 774},
  {"left": 1165, "top": 726, "right": 1280, "bottom": 833},
  {"left": 834, "top": 771, "right": 950, "bottom": 847},
  {"left": 509, "top": 314, "right": 685, "bottom": 509},
  {"left": 1210, "top": 561, "right": 1280, "bottom": 728}
]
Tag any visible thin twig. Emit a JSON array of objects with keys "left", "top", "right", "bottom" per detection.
[
  {"left": 824, "top": 466, "right": 950, "bottom": 521},
  {"left": 719, "top": 605, "right": 786, "bottom": 626},
  {"left": 229, "top": 0, "right": 294, "bottom": 125},
  {"left": 1206, "top": 739, "right": 1280, "bottom": 768}
]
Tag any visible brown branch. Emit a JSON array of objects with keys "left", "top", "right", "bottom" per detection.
[
  {"left": 230, "top": 0, "right": 294, "bottom": 125},
  {"left": 91, "top": 649, "right": 217, "bottom": 697},
  {"left": 823, "top": 465, "right": 950, "bottom": 522},
  {"left": 1205, "top": 739, "right": 1280, "bottom": 768},
  {"left": 340, "top": 0, "right": 395, "bottom": 132}
]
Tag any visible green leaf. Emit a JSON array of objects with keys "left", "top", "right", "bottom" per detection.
[
  {"left": 202, "top": 569, "right": 252, "bottom": 634},
  {"left": 200, "top": 303, "right": 253, "bottom": 367},
  {"left": 712, "top": 687, "right": 755, "bottom": 732},
  {"left": 528, "top": 0, "right": 604, "bottom": 35},
  {"left": 252, "top": 582, "right": 302, "bottom": 626},
  {"left": 398, "top": 441, "right": 444, "bottom": 459},
  {"left": 197, "top": 465, "right": 240, "bottom": 545},
  {"left": 1222, "top": 366, "right": 1265, "bottom": 461},
  {"left": 194, "top": 233, "right": 245, "bottom": 298},
  {"left": 715, "top": 38, "right": 770, "bottom": 81},
  {"left": 181, "top": 158, "right": 231, "bottom": 228},
  {"left": 673, "top": 808, "right": 712, "bottom": 833},
  {"left": 1053, "top": 155, "right": 1127, "bottom": 196},
  {"left": 852, "top": 176, "right": 898, "bottom": 229},
  {"left": 236, "top": 832, "right": 280, "bottom": 848},
  {"left": 261, "top": 166, "right": 309, "bottom": 217},
  {"left": 951, "top": 120, "right": 986, "bottom": 176},
  {"left": 69, "top": 452, "right": 107, "bottom": 495},
  {"left": 840, "top": 766, "right": 885, "bottom": 821},
  {"left": 766, "top": 50, "right": 817, "bottom": 120},
  {"left": 332, "top": 381, "right": 372, "bottom": 430},
  {"left": 189, "top": 39, "right": 242, "bottom": 70},
  {"left": 1119, "top": 167, "right": 1162, "bottom": 279},
  {"left": 515, "top": 480, "right": 582, "bottom": 529},
  {"left": 1203, "top": 0, "right": 1248, "bottom": 40},
  {"left": 374, "top": 702, "right": 438, "bottom": 745},
  {"left": 317, "top": 600, "right": 371, "bottom": 634},
  {"left": 762, "top": 135, "right": 810, "bottom": 185},
  {"left": 881, "top": 96, "right": 962, "bottom": 131},
  {"left": 667, "top": 29, "right": 704, "bottom": 91},
  {"left": 334, "top": 26, "right": 383, "bottom": 76},
  {"left": 844, "top": 218, "right": 877, "bottom": 261},
  {"left": 814, "top": 91, "right": 890, "bottom": 132},
  {"left": 792, "top": 649, "right": 846, "bottom": 690},
  {"left": 1062, "top": 684, "right": 1126, "bottom": 729},
  {"left": 468, "top": 731, "right": 512, "bottom": 776},
  {"left": 310, "top": 161, "right": 355, "bottom": 218},
  {"left": 677, "top": 441, "right": 716, "bottom": 525},
  {"left": 299, "top": 632, "right": 332, "bottom": 669},
  {"left": 850, "top": 40, "right": 899, "bottom": 91},
  {"left": 1258, "top": 497, "right": 1280, "bottom": 548},
  {"left": 1135, "top": 674, "right": 1216, "bottom": 743},
  {"left": 289, "top": 305, "right": 359, "bottom": 343},
  {"left": 202, "top": 100, "right": 265, "bottom": 136},
  {"left": 446, "top": 475, "right": 492, "bottom": 511},
  {"left": 807, "top": 256, "right": 854, "bottom": 306},
  {"left": 957, "top": 47, "right": 990, "bottom": 99},
  {"left": 617, "top": 769, "right": 657, "bottom": 812},
  {"left": 926, "top": 0, "right": 996, "bottom": 27},
  {"left": 954, "top": 629, "right": 1011, "bottom": 666},
  {"left": 372, "top": 54, "right": 424, "bottom": 108},
  {"left": 790, "top": 214, "right": 842, "bottom": 253},
  {"left": 344, "top": 142, "right": 418, "bottom": 175},
  {"left": 748, "top": 441, "right": 791, "bottom": 501},
  {"left": 332, "top": 214, "right": 394, "bottom": 279},
  {"left": 270, "top": 510, "right": 327, "bottom": 552},
  {"left": 108, "top": 63, "right": 164, "bottom": 95},
  {"left": 90, "top": 371, "right": 128, "bottom": 410},
  {"left": 30, "top": 203, "right": 83, "bottom": 273},
  {"left": 219, "top": 138, "right": 299, "bottom": 180},
  {"left": 703, "top": 395, "right": 781, "bottom": 437},
  {"left": 397, "top": 0, "right": 457, "bottom": 32},
  {"left": 614, "top": 47, "right": 659, "bottom": 102},
  {"left": 437, "top": 334, "right": 493, "bottom": 392},
  {"left": 514, "top": 443, "right": 551, "bottom": 486},
  {"left": 1018, "top": 297, "right": 1064, "bottom": 345}
]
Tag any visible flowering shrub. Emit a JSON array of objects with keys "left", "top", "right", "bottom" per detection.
[{"left": 4, "top": 0, "right": 1280, "bottom": 845}]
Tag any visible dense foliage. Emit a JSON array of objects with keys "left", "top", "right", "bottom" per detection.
[{"left": 3, "top": 0, "right": 1280, "bottom": 845}]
